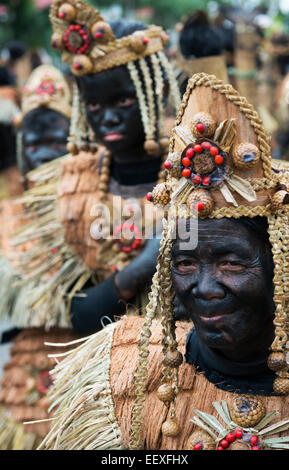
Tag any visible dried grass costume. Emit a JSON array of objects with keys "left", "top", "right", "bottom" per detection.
[
  {"left": 0, "top": 65, "right": 78, "bottom": 450},
  {"left": 39, "top": 73, "right": 289, "bottom": 451}
]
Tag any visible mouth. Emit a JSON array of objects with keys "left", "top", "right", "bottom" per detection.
[
  {"left": 199, "top": 310, "right": 234, "bottom": 324},
  {"left": 103, "top": 132, "right": 124, "bottom": 142}
]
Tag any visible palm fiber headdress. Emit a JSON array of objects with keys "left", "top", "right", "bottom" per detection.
[
  {"left": 130, "top": 72, "right": 289, "bottom": 449},
  {"left": 50, "top": 0, "right": 181, "bottom": 157}
]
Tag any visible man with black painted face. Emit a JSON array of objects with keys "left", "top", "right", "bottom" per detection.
[{"left": 39, "top": 73, "right": 289, "bottom": 451}]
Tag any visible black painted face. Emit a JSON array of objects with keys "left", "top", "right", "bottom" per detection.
[
  {"left": 77, "top": 65, "right": 145, "bottom": 155},
  {"left": 171, "top": 218, "right": 275, "bottom": 352},
  {"left": 22, "top": 110, "right": 69, "bottom": 172}
]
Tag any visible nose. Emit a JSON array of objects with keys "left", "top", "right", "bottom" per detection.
[
  {"left": 102, "top": 109, "right": 121, "bottom": 128},
  {"left": 192, "top": 266, "right": 226, "bottom": 301}
]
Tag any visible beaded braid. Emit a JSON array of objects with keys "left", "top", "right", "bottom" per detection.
[
  {"left": 139, "top": 57, "right": 157, "bottom": 140},
  {"left": 157, "top": 51, "right": 181, "bottom": 112},
  {"left": 127, "top": 60, "right": 151, "bottom": 142},
  {"left": 150, "top": 53, "right": 165, "bottom": 137}
]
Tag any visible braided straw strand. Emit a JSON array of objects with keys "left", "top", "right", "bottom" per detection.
[
  {"left": 150, "top": 53, "right": 165, "bottom": 136},
  {"left": 139, "top": 57, "right": 157, "bottom": 139},
  {"left": 127, "top": 61, "right": 151, "bottom": 141}
]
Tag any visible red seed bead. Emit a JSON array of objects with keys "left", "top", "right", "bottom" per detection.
[
  {"left": 210, "top": 146, "right": 219, "bottom": 156},
  {"left": 215, "top": 155, "right": 224, "bottom": 165},
  {"left": 192, "top": 174, "right": 202, "bottom": 184},
  {"left": 58, "top": 12, "right": 65, "bottom": 19},
  {"left": 146, "top": 192, "right": 153, "bottom": 201},
  {"left": 186, "top": 147, "right": 194, "bottom": 158},
  {"left": 220, "top": 439, "right": 229, "bottom": 449},
  {"left": 194, "top": 144, "right": 203, "bottom": 153},
  {"left": 217, "top": 446, "right": 224, "bottom": 450},
  {"left": 196, "top": 123, "right": 205, "bottom": 133},
  {"left": 201, "top": 141, "right": 211, "bottom": 150},
  {"left": 95, "top": 31, "right": 103, "bottom": 39},
  {"left": 182, "top": 157, "right": 191, "bottom": 167},
  {"left": 226, "top": 433, "right": 235, "bottom": 443},
  {"left": 182, "top": 168, "right": 191, "bottom": 178},
  {"left": 195, "top": 201, "right": 204, "bottom": 211},
  {"left": 75, "top": 25, "right": 81, "bottom": 31},
  {"left": 202, "top": 176, "right": 210, "bottom": 186},
  {"left": 252, "top": 446, "right": 260, "bottom": 451},
  {"left": 235, "top": 429, "right": 243, "bottom": 439},
  {"left": 143, "top": 37, "right": 149, "bottom": 44},
  {"left": 250, "top": 436, "right": 258, "bottom": 446},
  {"left": 163, "top": 160, "right": 171, "bottom": 169},
  {"left": 74, "top": 63, "right": 82, "bottom": 70},
  {"left": 193, "top": 443, "right": 203, "bottom": 450}
]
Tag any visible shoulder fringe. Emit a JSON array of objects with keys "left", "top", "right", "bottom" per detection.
[
  {"left": 38, "top": 321, "right": 125, "bottom": 450},
  {"left": 5, "top": 156, "right": 92, "bottom": 329}
]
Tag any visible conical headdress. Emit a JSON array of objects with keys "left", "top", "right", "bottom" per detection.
[{"left": 130, "top": 72, "right": 289, "bottom": 449}]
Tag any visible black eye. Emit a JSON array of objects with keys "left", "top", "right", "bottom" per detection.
[
  {"left": 88, "top": 103, "right": 101, "bottom": 113},
  {"left": 174, "top": 258, "right": 198, "bottom": 273},
  {"left": 116, "top": 97, "right": 136, "bottom": 108},
  {"left": 219, "top": 260, "right": 245, "bottom": 273}
]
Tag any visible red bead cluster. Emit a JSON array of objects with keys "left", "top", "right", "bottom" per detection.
[
  {"left": 63, "top": 24, "right": 90, "bottom": 54},
  {"left": 216, "top": 430, "right": 260, "bottom": 450},
  {"left": 114, "top": 223, "right": 141, "bottom": 253},
  {"left": 196, "top": 122, "right": 205, "bottom": 133},
  {"left": 180, "top": 142, "right": 224, "bottom": 186}
]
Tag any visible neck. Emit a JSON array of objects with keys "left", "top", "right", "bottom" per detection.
[
  {"left": 111, "top": 144, "right": 157, "bottom": 165},
  {"left": 194, "top": 318, "right": 275, "bottom": 378}
]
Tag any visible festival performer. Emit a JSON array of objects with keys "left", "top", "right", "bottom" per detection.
[
  {"left": 0, "top": 64, "right": 74, "bottom": 450},
  {"left": 10, "top": 0, "right": 181, "bottom": 337},
  {"left": 40, "top": 73, "right": 289, "bottom": 451}
]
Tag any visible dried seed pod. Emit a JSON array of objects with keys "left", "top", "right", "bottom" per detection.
[
  {"left": 164, "top": 152, "right": 181, "bottom": 178},
  {"left": 159, "top": 136, "right": 170, "bottom": 152},
  {"left": 186, "top": 189, "right": 214, "bottom": 217},
  {"left": 66, "top": 141, "right": 78, "bottom": 155},
  {"left": 72, "top": 55, "right": 93, "bottom": 75},
  {"left": 232, "top": 143, "right": 260, "bottom": 169},
  {"left": 230, "top": 395, "right": 266, "bottom": 427},
  {"left": 163, "top": 350, "right": 183, "bottom": 368},
  {"left": 151, "top": 183, "right": 171, "bottom": 206},
  {"left": 89, "top": 142, "right": 99, "bottom": 154},
  {"left": 162, "top": 418, "right": 180, "bottom": 437},
  {"left": 229, "top": 440, "right": 251, "bottom": 451},
  {"left": 51, "top": 32, "right": 64, "bottom": 50},
  {"left": 191, "top": 112, "right": 217, "bottom": 139},
  {"left": 273, "top": 377, "right": 289, "bottom": 395},
  {"left": 58, "top": 3, "right": 76, "bottom": 22},
  {"left": 156, "top": 383, "right": 175, "bottom": 403},
  {"left": 185, "top": 430, "right": 216, "bottom": 450},
  {"left": 270, "top": 190, "right": 289, "bottom": 212},
  {"left": 130, "top": 31, "right": 150, "bottom": 54},
  {"left": 267, "top": 352, "right": 287, "bottom": 372},
  {"left": 91, "top": 21, "right": 114, "bottom": 43},
  {"left": 144, "top": 139, "right": 162, "bottom": 156}
]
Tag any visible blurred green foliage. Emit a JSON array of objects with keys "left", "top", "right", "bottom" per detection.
[{"left": 0, "top": 0, "right": 285, "bottom": 51}]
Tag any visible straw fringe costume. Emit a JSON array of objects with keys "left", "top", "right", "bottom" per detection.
[
  {"left": 0, "top": 66, "right": 81, "bottom": 450},
  {"left": 0, "top": 0, "right": 181, "bottom": 449},
  {"left": 40, "top": 73, "right": 289, "bottom": 451}
]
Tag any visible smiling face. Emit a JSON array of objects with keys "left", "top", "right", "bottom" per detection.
[
  {"left": 77, "top": 65, "right": 145, "bottom": 157},
  {"left": 171, "top": 218, "right": 275, "bottom": 354},
  {"left": 21, "top": 108, "right": 69, "bottom": 172}
]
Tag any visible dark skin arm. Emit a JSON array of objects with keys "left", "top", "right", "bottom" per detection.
[{"left": 70, "top": 237, "right": 160, "bottom": 334}]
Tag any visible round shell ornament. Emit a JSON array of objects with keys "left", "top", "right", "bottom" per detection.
[
  {"left": 230, "top": 395, "right": 266, "bottom": 427},
  {"left": 191, "top": 112, "right": 217, "bottom": 139},
  {"left": 58, "top": 3, "right": 76, "bottom": 22},
  {"left": 73, "top": 55, "right": 93, "bottom": 75},
  {"left": 151, "top": 183, "right": 171, "bottom": 206},
  {"left": 130, "top": 31, "right": 150, "bottom": 54},
  {"left": 161, "top": 418, "right": 180, "bottom": 437},
  {"left": 91, "top": 21, "right": 114, "bottom": 42},
  {"left": 267, "top": 352, "right": 287, "bottom": 372},
  {"left": 232, "top": 143, "right": 260, "bottom": 169},
  {"left": 185, "top": 430, "right": 216, "bottom": 450},
  {"left": 186, "top": 189, "right": 214, "bottom": 217},
  {"left": 273, "top": 377, "right": 289, "bottom": 395},
  {"left": 51, "top": 32, "right": 64, "bottom": 50},
  {"left": 144, "top": 139, "right": 161, "bottom": 156}
]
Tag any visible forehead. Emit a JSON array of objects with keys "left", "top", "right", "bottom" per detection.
[
  {"left": 173, "top": 218, "right": 260, "bottom": 255},
  {"left": 78, "top": 66, "right": 135, "bottom": 102},
  {"left": 22, "top": 111, "right": 69, "bottom": 136}
]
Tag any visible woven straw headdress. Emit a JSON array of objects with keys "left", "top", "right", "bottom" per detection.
[
  {"left": 129, "top": 72, "right": 289, "bottom": 449},
  {"left": 49, "top": 0, "right": 181, "bottom": 157}
]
